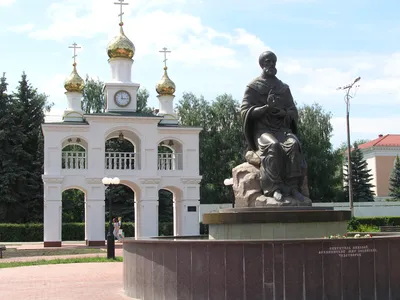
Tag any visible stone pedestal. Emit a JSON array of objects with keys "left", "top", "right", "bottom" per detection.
[{"left": 203, "top": 207, "right": 351, "bottom": 240}]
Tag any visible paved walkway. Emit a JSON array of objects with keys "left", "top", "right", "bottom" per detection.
[
  {"left": 1, "top": 241, "right": 123, "bottom": 263},
  {"left": 0, "top": 241, "right": 130, "bottom": 299},
  {"left": 0, "top": 263, "right": 131, "bottom": 299}
]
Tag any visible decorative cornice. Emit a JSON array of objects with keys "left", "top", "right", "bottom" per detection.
[
  {"left": 181, "top": 177, "right": 202, "bottom": 185},
  {"left": 42, "top": 175, "right": 64, "bottom": 184},
  {"left": 361, "top": 146, "right": 400, "bottom": 159},
  {"left": 85, "top": 178, "right": 104, "bottom": 185},
  {"left": 158, "top": 127, "right": 202, "bottom": 134},
  {"left": 41, "top": 125, "right": 89, "bottom": 132},
  {"left": 139, "top": 178, "right": 161, "bottom": 185}
]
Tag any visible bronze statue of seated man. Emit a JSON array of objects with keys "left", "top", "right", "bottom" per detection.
[{"left": 241, "top": 51, "right": 307, "bottom": 202}]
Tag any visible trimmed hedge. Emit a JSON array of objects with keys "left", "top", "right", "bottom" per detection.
[
  {"left": 0, "top": 222, "right": 172, "bottom": 242},
  {"left": 2, "top": 217, "right": 398, "bottom": 242}
]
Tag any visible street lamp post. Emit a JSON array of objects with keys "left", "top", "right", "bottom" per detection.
[
  {"left": 337, "top": 77, "right": 361, "bottom": 217},
  {"left": 102, "top": 176, "right": 120, "bottom": 259}
]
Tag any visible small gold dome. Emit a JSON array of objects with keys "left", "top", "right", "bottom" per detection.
[
  {"left": 156, "top": 67, "right": 176, "bottom": 96},
  {"left": 107, "top": 25, "right": 135, "bottom": 59},
  {"left": 64, "top": 64, "right": 85, "bottom": 93}
]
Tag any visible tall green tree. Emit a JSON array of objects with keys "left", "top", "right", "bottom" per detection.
[
  {"left": 0, "top": 73, "right": 24, "bottom": 222},
  {"left": 12, "top": 73, "right": 52, "bottom": 222},
  {"left": 176, "top": 92, "right": 245, "bottom": 204},
  {"left": 343, "top": 142, "right": 375, "bottom": 202},
  {"left": 389, "top": 155, "right": 400, "bottom": 200},
  {"left": 297, "top": 103, "right": 343, "bottom": 202}
]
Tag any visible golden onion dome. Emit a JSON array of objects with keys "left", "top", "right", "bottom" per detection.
[
  {"left": 107, "top": 24, "right": 135, "bottom": 59},
  {"left": 64, "top": 63, "right": 85, "bottom": 93},
  {"left": 156, "top": 67, "right": 176, "bottom": 96}
]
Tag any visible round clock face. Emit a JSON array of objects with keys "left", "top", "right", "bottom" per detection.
[{"left": 114, "top": 90, "right": 131, "bottom": 107}]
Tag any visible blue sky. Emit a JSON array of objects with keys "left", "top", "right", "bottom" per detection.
[{"left": 1, "top": 0, "right": 400, "bottom": 148}]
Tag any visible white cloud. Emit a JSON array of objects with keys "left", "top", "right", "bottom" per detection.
[
  {"left": 8, "top": 24, "right": 34, "bottom": 33},
  {"left": 232, "top": 28, "right": 270, "bottom": 58},
  {"left": 331, "top": 116, "right": 400, "bottom": 147},
  {"left": 27, "top": 1, "right": 267, "bottom": 69},
  {"left": 0, "top": 0, "right": 15, "bottom": 6}
]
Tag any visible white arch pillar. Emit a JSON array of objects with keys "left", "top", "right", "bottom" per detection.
[
  {"left": 42, "top": 176, "right": 63, "bottom": 247},
  {"left": 85, "top": 178, "right": 106, "bottom": 246},
  {"left": 179, "top": 178, "right": 202, "bottom": 236},
  {"left": 136, "top": 179, "right": 160, "bottom": 238}
]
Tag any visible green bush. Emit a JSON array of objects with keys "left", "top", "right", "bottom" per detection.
[
  {"left": 0, "top": 223, "right": 43, "bottom": 242},
  {"left": 0, "top": 222, "right": 176, "bottom": 242},
  {"left": 346, "top": 217, "right": 400, "bottom": 232}
]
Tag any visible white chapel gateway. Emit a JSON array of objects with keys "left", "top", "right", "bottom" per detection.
[{"left": 41, "top": 1, "right": 202, "bottom": 247}]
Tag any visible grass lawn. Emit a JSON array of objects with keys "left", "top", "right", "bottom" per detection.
[
  {"left": 0, "top": 256, "right": 123, "bottom": 269},
  {"left": 2, "top": 247, "right": 104, "bottom": 259}
]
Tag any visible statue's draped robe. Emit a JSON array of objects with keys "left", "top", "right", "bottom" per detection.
[{"left": 241, "top": 76, "right": 306, "bottom": 197}]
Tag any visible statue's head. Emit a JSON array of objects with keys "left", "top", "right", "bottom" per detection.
[{"left": 259, "top": 51, "right": 277, "bottom": 77}]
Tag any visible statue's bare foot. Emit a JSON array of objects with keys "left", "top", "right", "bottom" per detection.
[
  {"left": 273, "top": 190, "right": 283, "bottom": 201},
  {"left": 291, "top": 189, "right": 304, "bottom": 202}
]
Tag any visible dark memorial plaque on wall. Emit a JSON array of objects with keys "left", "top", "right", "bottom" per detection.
[{"left": 187, "top": 206, "right": 196, "bottom": 212}]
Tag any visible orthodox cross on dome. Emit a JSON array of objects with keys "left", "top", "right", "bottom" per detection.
[
  {"left": 68, "top": 42, "right": 81, "bottom": 66},
  {"left": 114, "top": 0, "right": 129, "bottom": 26},
  {"left": 159, "top": 47, "right": 171, "bottom": 68}
]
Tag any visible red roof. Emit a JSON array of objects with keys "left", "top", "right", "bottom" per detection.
[{"left": 359, "top": 134, "right": 400, "bottom": 149}]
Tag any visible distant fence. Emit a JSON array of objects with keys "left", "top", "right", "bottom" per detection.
[
  {"left": 313, "top": 201, "right": 400, "bottom": 217},
  {"left": 199, "top": 201, "right": 400, "bottom": 221}
]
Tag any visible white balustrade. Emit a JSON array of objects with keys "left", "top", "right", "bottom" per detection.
[
  {"left": 105, "top": 152, "right": 137, "bottom": 170},
  {"left": 158, "top": 153, "right": 182, "bottom": 170},
  {"left": 62, "top": 151, "right": 87, "bottom": 169}
]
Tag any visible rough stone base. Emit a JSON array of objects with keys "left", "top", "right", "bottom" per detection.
[
  {"left": 255, "top": 194, "right": 312, "bottom": 207},
  {"left": 231, "top": 151, "right": 311, "bottom": 207}
]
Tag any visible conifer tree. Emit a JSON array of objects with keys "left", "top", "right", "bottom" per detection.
[
  {"left": 0, "top": 72, "right": 23, "bottom": 222},
  {"left": 389, "top": 155, "right": 400, "bottom": 200},
  {"left": 11, "top": 72, "right": 52, "bottom": 222},
  {"left": 343, "top": 143, "right": 375, "bottom": 202}
]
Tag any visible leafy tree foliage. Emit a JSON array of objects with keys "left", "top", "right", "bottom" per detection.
[
  {"left": 389, "top": 155, "right": 400, "bottom": 200},
  {"left": 62, "top": 189, "right": 85, "bottom": 222},
  {"left": 159, "top": 189, "right": 173, "bottom": 223},
  {"left": 176, "top": 92, "right": 245, "bottom": 204},
  {"left": 343, "top": 142, "right": 375, "bottom": 202},
  {"left": 82, "top": 76, "right": 104, "bottom": 113},
  {"left": 297, "top": 103, "right": 343, "bottom": 202}
]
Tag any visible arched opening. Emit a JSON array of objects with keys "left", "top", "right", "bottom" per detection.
[
  {"left": 158, "top": 189, "right": 173, "bottom": 236},
  {"left": 105, "top": 129, "right": 141, "bottom": 170},
  {"left": 62, "top": 188, "right": 85, "bottom": 241},
  {"left": 158, "top": 139, "right": 183, "bottom": 170},
  {"left": 61, "top": 137, "right": 88, "bottom": 170},
  {"left": 104, "top": 183, "right": 135, "bottom": 237}
]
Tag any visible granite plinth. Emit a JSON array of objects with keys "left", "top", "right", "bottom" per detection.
[
  {"left": 203, "top": 207, "right": 351, "bottom": 240},
  {"left": 123, "top": 235, "right": 400, "bottom": 300}
]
